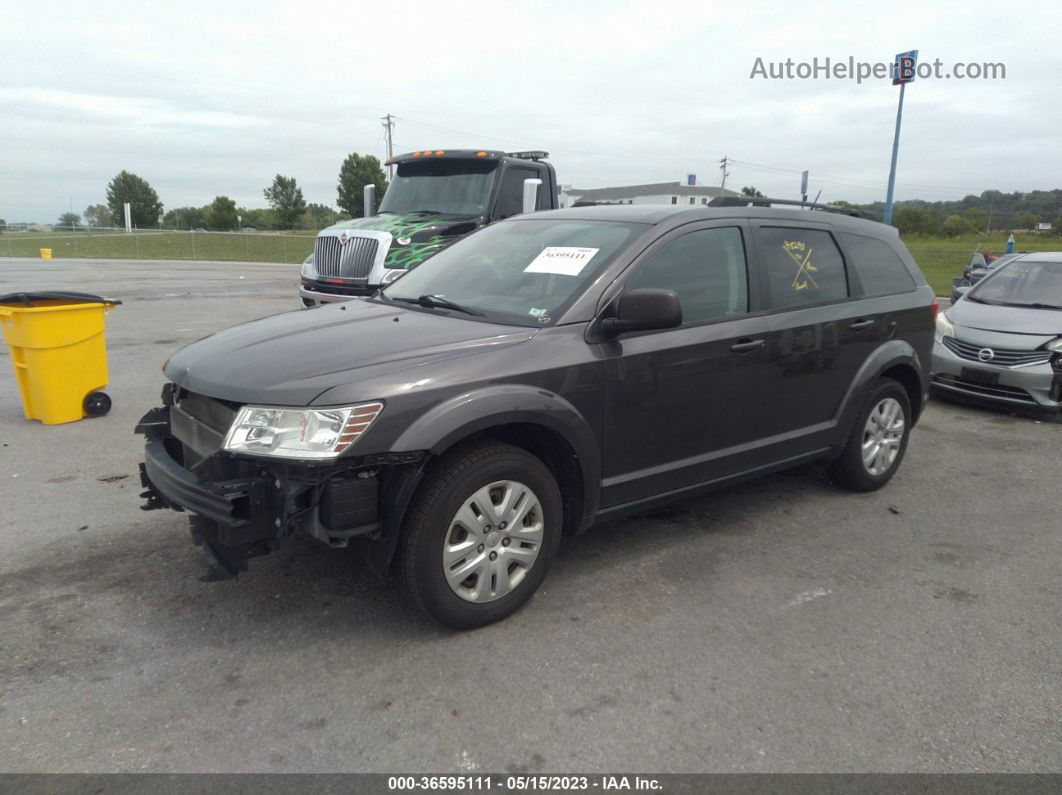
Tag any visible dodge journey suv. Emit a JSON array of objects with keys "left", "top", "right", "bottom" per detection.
[{"left": 138, "top": 200, "right": 936, "bottom": 628}]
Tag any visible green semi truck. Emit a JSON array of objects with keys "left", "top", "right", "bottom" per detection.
[{"left": 299, "top": 149, "right": 558, "bottom": 306}]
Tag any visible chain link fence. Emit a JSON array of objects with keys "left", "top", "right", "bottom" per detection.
[{"left": 0, "top": 227, "right": 316, "bottom": 264}]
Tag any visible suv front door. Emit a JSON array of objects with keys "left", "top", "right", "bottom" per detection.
[{"left": 597, "top": 221, "right": 775, "bottom": 509}]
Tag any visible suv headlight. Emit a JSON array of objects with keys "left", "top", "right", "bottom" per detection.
[
  {"left": 935, "top": 311, "right": 955, "bottom": 341},
  {"left": 223, "top": 402, "right": 383, "bottom": 460},
  {"left": 301, "top": 253, "right": 315, "bottom": 278}
]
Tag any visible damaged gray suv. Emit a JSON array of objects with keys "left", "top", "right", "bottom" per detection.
[{"left": 138, "top": 199, "right": 935, "bottom": 628}]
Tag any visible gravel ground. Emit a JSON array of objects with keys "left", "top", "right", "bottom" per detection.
[{"left": 0, "top": 258, "right": 1059, "bottom": 773}]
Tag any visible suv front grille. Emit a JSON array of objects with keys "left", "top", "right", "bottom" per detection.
[
  {"left": 314, "top": 235, "right": 379, "bottom": 278},
  {"left": 172, "top": 391, "right": 239, "bottom": 462},
  {"left": 941, "top": 336, "right": 1052, "bottom": 368}
]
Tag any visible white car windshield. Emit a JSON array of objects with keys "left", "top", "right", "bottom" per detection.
[{"left": 970, "top": 259, "right": 1062, "bottom": 309}]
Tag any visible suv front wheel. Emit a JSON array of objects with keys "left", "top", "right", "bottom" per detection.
[
  {"left": 830, "top": 377, "right": 912, "bottom": 492},
  {"left": 399, "top": 441, "right": 563, "bottom": 629}
]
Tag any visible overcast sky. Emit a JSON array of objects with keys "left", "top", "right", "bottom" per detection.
[{"left": 2, "top": 0, "right": 1060, "bottom": 222}]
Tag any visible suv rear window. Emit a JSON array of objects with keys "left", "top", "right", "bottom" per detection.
[
  {"left": 757, "top": 227, "right": 848, "bottom": 309},
  {"left": 839, "top": 233, "right": 916, "bottom": 296}
]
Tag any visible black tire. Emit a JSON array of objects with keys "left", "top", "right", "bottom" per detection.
[
  {"left": 83, "top": 391, "right": 111, "bottom": 417},
  {"left": 830, "top": 377, "right": 912, "bottom": 492},
  {"left": 398, "top": 440, "right": 563, "bottom": 629}
]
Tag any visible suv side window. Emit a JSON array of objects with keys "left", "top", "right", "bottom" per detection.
[
  {"left": 838, "top": 232, "right": 916, "bottom": 296},
  {"left": 625, "top": 227, "right": 748, "bottom": 325},
  {"left": 756, "top": 227, "right": 848, "bottom": 309},
  {"left": 494, "top": 166, "right": 542, "bottom": 219}
]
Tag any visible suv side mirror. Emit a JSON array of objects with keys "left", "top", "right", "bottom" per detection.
[{"left": 601, "top": 288, "right": 682, "bottom": 336}]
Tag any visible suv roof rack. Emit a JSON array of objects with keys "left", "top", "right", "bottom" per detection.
[{"left": 708, "top": 196, "right": 871, "bottom": 219}]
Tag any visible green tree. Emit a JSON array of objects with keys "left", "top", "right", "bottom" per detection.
[
  {"left": 106, "top": 170, "right": 163, "bottom": 227},
  {"left": 1010, "top": 211, "right": 1038, "bottom": 230},
  {"left": 893, "top": 205, "right": 932, "bottom": 235},
  {"left": 942, "top": 214, "right": 970, "bottom": 237},
  {"left": 237, "top": 207, "right": 274, "bottom": 230},
  {"left": 0, "top": 218, "right": 6, "bottom": 234},
  {"left": 304, "top": 202, "right": 338, "bottom": 230},
  {"left": 264, "top": 175, "right": 306, "bottom": 230},
  {"left": 58, "top": 211, "right": 81, "bottom": 228},
  {"left": 84, "top": 204, "right": 111, "bottom": 227},
  {"left": 740, "top": 185, "right": 764, "bottom": 198},
  {"left": 337, "top": 153, "right": 388, "bottom": 217},
  {"left": 205, "top": 195, "right": 239, "bottom": 230},
  {"left": 163, "top": 206, "right": 207, "bottom": 229}
]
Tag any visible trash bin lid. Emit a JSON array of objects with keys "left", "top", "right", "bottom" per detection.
[{"left": 0, "top": 291, "right": 122, "bottom": 307}]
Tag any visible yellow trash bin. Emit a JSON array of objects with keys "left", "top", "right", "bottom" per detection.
[
  {"left": 39, "top": 248, "right": 52, "bottom": 260},
  {"left": 0, "top": 291, "right": 122, "bottom": 425}
]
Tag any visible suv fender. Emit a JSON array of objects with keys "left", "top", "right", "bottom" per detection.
[
  {"left": 390, "top": 383, "right": 601, "bottom": 522},
  {"left": 835, "top": 340, "right": 926, "bottom": 448}
]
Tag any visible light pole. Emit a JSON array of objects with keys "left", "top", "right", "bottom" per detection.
[{"left": 883, "top": 50, "right": 917, "bottom": 227}]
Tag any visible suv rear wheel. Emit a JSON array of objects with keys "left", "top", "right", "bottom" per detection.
[
  {"left": 830, "top": 377, "right": 912, "bottom": 492},
  {"left": 398, "top": 440, "right": 563, "bottom": 629}
]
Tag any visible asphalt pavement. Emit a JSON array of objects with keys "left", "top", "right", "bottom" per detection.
[{"left": 0, "top": 258, "right": 1058, "bottom": 773}]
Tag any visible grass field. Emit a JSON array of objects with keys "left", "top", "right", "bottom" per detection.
[
  {"left": 903, "top": 233, "right": 1060, "bottom": 296},
  {"left": 0, "top": 229, "right": 316, "bottom": 265},
  {"left": 2, "top": 228, "right": 1059, "bottom": 296}
]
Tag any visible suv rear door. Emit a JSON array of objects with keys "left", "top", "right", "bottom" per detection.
[{"left": 748, "top": 221, "right": 874, "bottom": 459}]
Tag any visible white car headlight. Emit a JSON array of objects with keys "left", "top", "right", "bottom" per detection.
[
  {"left": 935, "top": 312, "right": 955, "bottom": 341},
  {"left": 223, "top": 402, "right": 383, "bottom": 460},
  {"left": 1046, "top": 337, "right": 1062, "bottom": 353}
]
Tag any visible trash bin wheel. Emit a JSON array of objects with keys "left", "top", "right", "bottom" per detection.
[{"left": 83, "top": 391, "right": 112, "bottom": 417}]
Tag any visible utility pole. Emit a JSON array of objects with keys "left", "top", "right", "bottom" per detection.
[
  {"left": 718, "top": 156, "right": 730, "bottom": 191},
  {"left": 381, "top": 113, "right": 396, "bottom": 180},
  {"left": 985, "top": 192, "right": 994, "bottom": 234},
  {"left": 883, "top": 49, "right": 918, "bottom": 226}
]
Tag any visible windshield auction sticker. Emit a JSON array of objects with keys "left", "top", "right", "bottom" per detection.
[{"left": 524, "top": 247, "right": 600, "bottom": 276}]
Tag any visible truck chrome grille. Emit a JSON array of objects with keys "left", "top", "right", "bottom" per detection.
[
  {"left": 941, "top": 337, "right": 1052, "bottom": 368},
  {"left": 315, "top": 235, "right": 379, "bottom": 278}
]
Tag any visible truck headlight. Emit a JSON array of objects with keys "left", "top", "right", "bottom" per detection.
[
  {"left": 223, "top": 402, "right": 383, "bottom": 460},
  {"left": 301, "top": 253, "right": 315, "bottom": 278},
  {"left": 935, "top": 312, "right": 955, "bottom": 341}
]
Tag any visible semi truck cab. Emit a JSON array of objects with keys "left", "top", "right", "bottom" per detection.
[{"left": 299, "top": 149, "right": 558, "bottom": 306}]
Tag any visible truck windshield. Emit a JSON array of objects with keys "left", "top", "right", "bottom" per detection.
[
  {"left": 379, "top": 159, "right": 497, "bottom": 217},
  {"left": 380, "top": 218, "right": 648, "bottom": 326},
  {"left": 970, "top": 259, "right": 1062, "bottom": 308}
]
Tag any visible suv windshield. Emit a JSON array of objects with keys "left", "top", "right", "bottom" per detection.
[
  {"left": 380, "top": 218, "right": 647, "bottom": 325},
  {"left": 970, "top": 258, "right": 1062, "bottom": 308},
  {"left": 379, "top": 160, "right": 497, "bottom": 217}
]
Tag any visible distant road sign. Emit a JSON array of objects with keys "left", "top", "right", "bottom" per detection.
[
  {"left": 687, "top": 174, "right": 697, "bottom": 186},
  {"left": 892, "top": 49, "right": 918, "bottom": 85}
]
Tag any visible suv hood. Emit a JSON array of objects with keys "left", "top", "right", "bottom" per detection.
[
  {"left": 950, "top": 298, "right": 1062, "bottom": 336},
  {"left": 164, "top": 299, "right": 537, "bottom": 406}
]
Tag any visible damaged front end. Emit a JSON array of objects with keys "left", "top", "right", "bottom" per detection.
[{"left": 136, "top": 384, "right": 425, "bottom": 578}]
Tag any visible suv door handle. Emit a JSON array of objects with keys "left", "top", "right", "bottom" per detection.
[
  {"left": 730, "top": 338, "right": 766, "bottom": 353},
  {"left": 849, "top": 319, "right": 875, "bottom": 330}
]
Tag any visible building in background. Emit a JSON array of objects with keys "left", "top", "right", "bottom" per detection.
[{"left": 559, "top": 182, "right": 742, "bottom": 208}]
